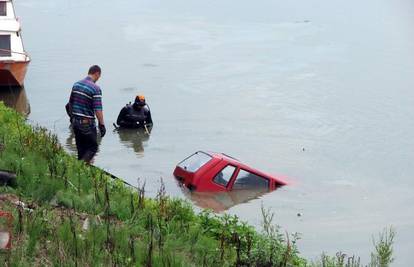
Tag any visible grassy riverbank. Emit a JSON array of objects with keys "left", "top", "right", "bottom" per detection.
[{"left": 0, "top": 102, "right": 394, "bottom": 266}]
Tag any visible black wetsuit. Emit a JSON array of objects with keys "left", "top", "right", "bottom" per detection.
[{"left": 116, "top": 103, "right": 153, "bottom": 128}]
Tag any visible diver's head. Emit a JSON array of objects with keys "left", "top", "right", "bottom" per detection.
[{"left": 133, "top": 95, "right": 146, "bottom": 109}]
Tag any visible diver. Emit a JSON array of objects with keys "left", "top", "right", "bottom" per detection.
[{"left": 116, "top": 95, "right": 153, "bottom": 129}]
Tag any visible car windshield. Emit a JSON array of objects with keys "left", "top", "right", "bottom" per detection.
[{"left": 177, "top": 151, "right": 212, "bottom": 173}]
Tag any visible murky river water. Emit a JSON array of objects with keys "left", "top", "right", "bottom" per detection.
[{"left": 3, "top": 0, "right": 414, "bottom": 264}]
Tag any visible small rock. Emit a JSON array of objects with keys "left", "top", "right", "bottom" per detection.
[
  {"left": 13, "top": 200, "right": 26, "bottom": 208},
  {"left": 297, "top": 212, "right": 302, "bottom": 217},
  {"left": 0, "top": 171, "right": 17, "bottom": 187},
  {"left": 49, "top": 196, "right": 59, "bottom": 207},
  {"left": 82, "top": 218, "right": 90, "bottom": 231},
  {"left": 0, "top": 232, "right": 11, "bottom": 249}
]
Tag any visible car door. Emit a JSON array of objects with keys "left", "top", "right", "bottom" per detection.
[
  {"left": 230, "top": 169, "right": 270, "bottom": 190},
  {"left": 211, "top": 164, "right": 238, "bottom": 191}
]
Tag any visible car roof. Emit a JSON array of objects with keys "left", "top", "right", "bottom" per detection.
[{"left": 203, "top": 151, "right": 277, "bottom": 181}]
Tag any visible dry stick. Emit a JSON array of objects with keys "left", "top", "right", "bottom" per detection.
[
  {"left": 0, "top": 135, "right": 5, "bottom": 158},
  {"left": 157, "top": 178, "right": 166, "bottom": 219},
  {"left": 138, "top": 180, "right": 146, "bottom": 210},
  {"left": 235, "top": 233, "right": 241, "bottom": 267},
  {"left": 69, "top": 208, "right": 78, "bottom": 267},
  {"left": 269, "top": 237, "right": 275, "bottom": 266},
  {"left": 4, "top": 246, "right": 11, "bottom": 266},
  {"left": 94, "top": 173, "right": 101, "bottom": 205},
  {"left": 56, "top": 227, "right": 62, "bottom": 266},
  {"left": 40, "top": 210, "right": 49, "bottom": 254},
  {"left": 52, "top": 217, "right": 64, "bottom": 266},
  {"left": 281, "top": 231, "right": 291, "bottom": 267},
  {"left": 156, "top": 179, "right": 166, "bottom": 254},
  {"left": 17, "top": 194, "right": 24, "bottom": 234},
  {"left": 77, "top": 168, "right": 81, "bottom": 196},
  {"left": 61, "top": 164, "right": 68, "bottom": 189},
  {"left": 203, "top": 253, "right": 207, "bottom": 267},
  {"left": 157, "top": 216, "right": 164, "bottom": 253},
  {"left": 83, "top": 236, "right": 89, "bottom": 264},
  {"left": 104, "top": 181, "right": 113, "bottom": 254},
  {"left": 129, "top": 233, "right": 136, "bottom": 263},
  {"left": 246, "top": 232, "right": 252, "bottom": 264},
  {"left": 92, "top": 218, "right": 97, "bottom": 260},
  {"left": 48, "top": 158, "right": 54, "bottom": 178},
  {"left": 130, "top": 192, "right": 135, "bottom": 218},
  {"left": 220, "top": 229, "right": 225, "bottom": 262},
  {"left": 146, "top": 214, "right": 154, "bottom": 267}
]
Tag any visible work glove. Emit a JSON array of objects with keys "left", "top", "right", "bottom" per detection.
[{"left": 99, "top": 124, "right": 106, "bottom": 137}]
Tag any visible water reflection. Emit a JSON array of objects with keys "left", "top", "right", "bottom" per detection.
[
  {"left": 0, "top": 86, "right": 30, "bottom": 115},
  {"left": 115, "top": 126, "right": 152, "bottom": 156},
  {"left": 65, "top": 126, "right": 77, "bottom": 153},
  {"left": 180, "top": 186, "right": 272, "bottom": 212},
  {"left": 65, "top": 126, "right": 103, "bottom": 155}
]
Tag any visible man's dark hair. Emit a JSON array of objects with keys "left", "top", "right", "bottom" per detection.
[{"left": 88, "top": 65, "right": 101, "bottom": 75}]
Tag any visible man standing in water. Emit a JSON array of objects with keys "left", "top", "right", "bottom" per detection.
[{"left": 67, "top": 65, "right": 106, "bottom": 163}]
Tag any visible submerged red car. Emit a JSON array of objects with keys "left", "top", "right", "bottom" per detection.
[{"left": 173, "top": 151, "right": 287, "bottom": 192}]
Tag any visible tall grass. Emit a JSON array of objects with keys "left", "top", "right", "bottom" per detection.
[{"left": 0, "top": 102, "right": 306, "bottom": 266}]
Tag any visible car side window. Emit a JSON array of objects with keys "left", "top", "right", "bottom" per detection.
[
  {"left": 232, "top": 169, "right": 269, "bottom": 190},
  {"left": 213, "top": 165, "right": 236, "bottom": 187}
]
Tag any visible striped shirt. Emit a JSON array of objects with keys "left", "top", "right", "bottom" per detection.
[{"left": 69, "top": 76, "right": 102, "bottom": 119}]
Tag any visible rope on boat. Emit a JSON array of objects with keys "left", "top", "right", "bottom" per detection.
[
  {"left": 0, "top": 48, "right": 30, "bottom": 61},
  {"left": 0, "top": 48, "right": 28, "bottom": 56}
]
